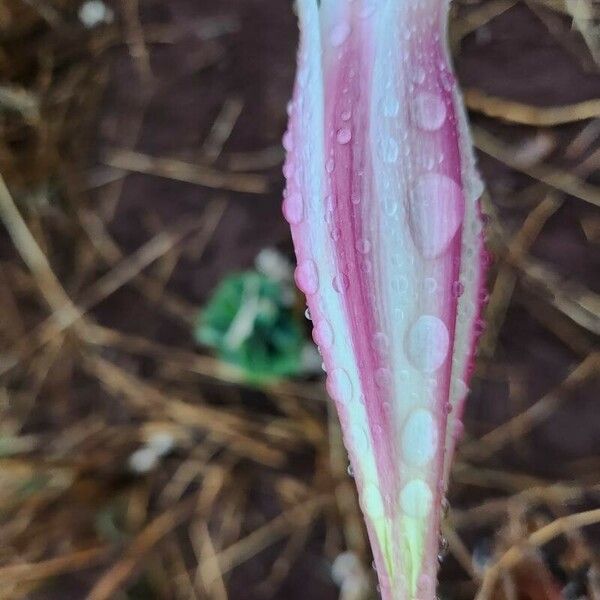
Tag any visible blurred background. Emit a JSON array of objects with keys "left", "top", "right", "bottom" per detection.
[{"left": 0, "top": 1, "right": 599, "bottom": 599}]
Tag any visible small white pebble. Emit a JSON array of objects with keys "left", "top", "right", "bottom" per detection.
[
  {"left": 78, "top": 1, "right": 114, "bottom": 29},
  {"left": 147, "top": 431, "right": 175, "bottom": 457},
  {"left": 128, "top": 447, "right": 159, "bottom": 474}
]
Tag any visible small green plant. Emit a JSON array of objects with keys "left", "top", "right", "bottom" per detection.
[{"left": 196, "top": 252, "right": 318, "bottom": 382}]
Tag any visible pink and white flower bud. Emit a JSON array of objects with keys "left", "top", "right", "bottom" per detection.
[{"left": 282, "top": 1, "right": 487, "bottom": 598}]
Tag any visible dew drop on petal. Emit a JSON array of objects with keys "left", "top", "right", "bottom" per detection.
[
  {"left": 282, "top": 131, "right": 294, "bottom": 151},
  {"left": 337, "top": 127, "right": 352, "bottom": 145},
  {"left": 406, "top": 315, "right": 450, "bottom": 373},
  {"left": 294, "top": 260, "right": 319, "bottom": 295},
  {"left": 413, "top": 66, "right": 426, "bottom": 85},
  {"left": 402, "top": 409, "right": 438, "bottom": 467},
  {"left": 382, "top": 95, "right": 400, "bottom": 118},
  {"left": 282, "top": 192, "right": 304, "bottom": 225},
  {"left": 332, "top": 273, "right": 349, "bottom": 293},
  {"left": 313, "top": 319, "right": 334, "bottom": 350},
  {"left": 400, "top": 479, "right": 432, "bottom": 518},
  {"left": 374, "top": 367, "right": 392, "bottom": 389},
  {"left": 382, "top": 137, "right": 399, "bottom": 163},
  {"left": 326, "top": 368, "right": 353, "bottom": 403},
  {"left": 356, "top": 238, "right": 371, "bottom": 254},
  {"left": 409, "top": 173, "right": 464, "bottom": 258},
  {"left": 414, "top": 92, "right": 447, "bottom": 131},
  {"left": 330, "top": 22, "right": 351, "bottom": 47},
  {"left": 424, "top": 277, "right": 437, "bottom": 294},
  {"left": 372, "top": 332, "right": 389, "bottom": 356},
  {"left": 363, "top": 483, "right": 385, "bottom": 519}
]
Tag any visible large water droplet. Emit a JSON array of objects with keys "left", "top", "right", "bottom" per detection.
[
  {"left": 294, "top": 260, "right": 319, "bottom": 295},
  {"left": 312, "top": 319, "right": 334, "bottom": 350},
  {"left": 414, "top": 92, "right": 447, "bottom": 131},
  {"left": 402, "top": 409, "right": 438, "bottom": 467},
  {"left": 363, "top": 483, "right": 385, "bottom": 519},
  {"left": 400, "top": 479, "right": 432, "bottom": 518},
  {"left": 409, "top": 173, "right": 464, "bottom": 258},
  {"left": 332, "top": 273, "right": 349, "bottom": 293},
  {"left": 326, "top": 368, "right": 353, "bottom": 403},
  {"left": 330, "top": 22, "right": 351, "bottom": 47},
  {"left": 406, "top": 315, "right": 450, "bottom": 373},
  {"left": 282, "top": 192, "right": 304, "bottom": 225},
  {"left": 336, "top": 127, "right": 352, "bottom": 145}
]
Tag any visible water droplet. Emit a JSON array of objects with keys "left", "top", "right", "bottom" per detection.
[
  {"left": 392, "top": 276, "right": 409, "bottom": 294},
  {"left": 382, "top": 137, "right": 399, "bottom": 163},
  {"left": 347, "top": 464, "right": 354, "bottom": 477},
  {"left": 356, "top": 238, "right": 371, "bottom": 254},
  {"left": 402, "top": 409, "right": 438, "bottom": 467},
  {"left": 350, "top": 422, "right": 369, "bottom": 453},
  {"left": 374, "top": 367, "right": 392, "bottom": 389},
  {"left": 452, "top": 280, "right": 465, "bottom": 298},
  {"left": 336, "top": 127, "right": 352, "bottom": 144},
  {"left": 382, "top": 95, "right": 400, "bottom": 117},
  {"left": 440, "top": 69, "right": 454, "bottom": 92},
  {"left": 282, "top": 131, "right": 293, "bottom": 152},
  {"left": 372, "top": 332, "right": 389, "bottom": 356},
  {"left": 330, "top": 22, "right": 351, "bottom": 47},
  {"left": 312, "top": 319, "right": 334, "bottom": 350},
  {"left": 438, "top": 535, "right": 449, "bottom": 562},
  {"left": 359, "top": 3, "right": 376, "bottom": 19},
  {"left": 294, "top": 260, "right": 319, "bottom": 295},
  {"left": 332, "top": 273, "right": 349, "bottom": 293},
  {"left": 409, "top": 173, "right": 464, "bottom": 258},
  {"left": 304, "top": 307, "right": 311, "bottom": 321},
  {"left": 321, "top": 362, "right": 327, "bottom": 372},
  {"left": 400, "top": 479, "right": 432, "bottom": 518},
  {"left": 282, "top": 192, "right": 304, "bottom": 225},
  {"left": 363, "top": 483, "right": 385, "bottom": 518},
  {"left": 424, "top": 277, "right": 437, "bottom": 294},
  {"left": 329, "top": 225, "right": 341, "bottom": 242},
  {"left": 351, "top": 193, "right": 361, "bottom": 205},
  {"left": 326, "top": 158, "right": 335, "bottom": 173},
  {"left": 414, "top": 92, "right": 447, "bottom": 131},
  {"left": 326, "top": 368, "right": 353, "bottom": 403},
  {"left": 406, "top": 315, "right": 450, "bottom": 372},
  {"left": 341, "top": 108, "right": 352, "bottom": 121},
  {"left": 361, "top": 259, "right": 372, "bottom": 275},
  {"left": 413, "top": 67, "right": 426, "bottom": 85},
  {"left": 382, "top": 194, "right": 398, "bottom": 216}
]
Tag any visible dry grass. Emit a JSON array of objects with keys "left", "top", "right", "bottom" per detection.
[{"left": 0, "top": 1, "right": 598, "bottom": 599}]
